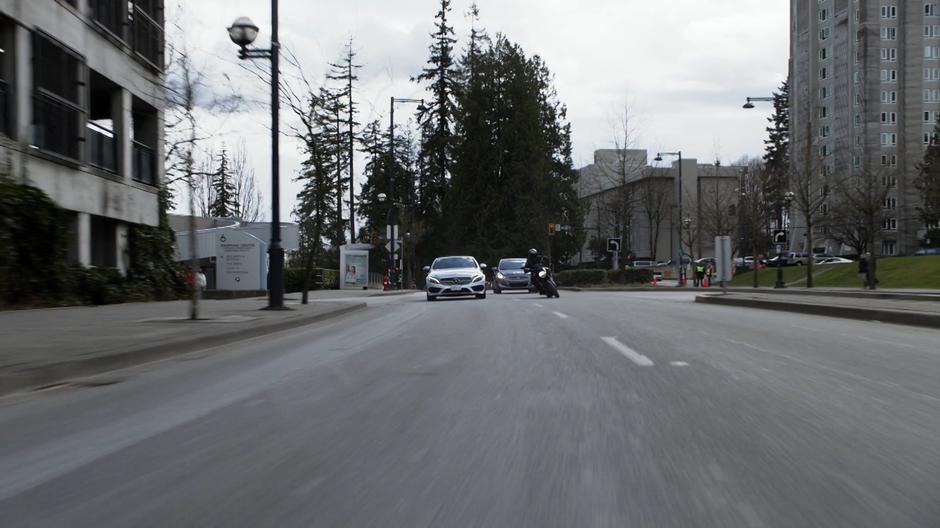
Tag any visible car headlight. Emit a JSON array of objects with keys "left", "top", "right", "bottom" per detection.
[
  {"left": 496, "top": 272, "right": 505, "bottom": 280},
  {"left": 428, "top": 276, "right": 441, "bottom": 284},
  {"left": 472, "top": 274, "right": 485, "bottom": 283}
]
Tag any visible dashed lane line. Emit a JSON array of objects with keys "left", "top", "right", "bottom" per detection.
[
  {"left": 601, "top": 337, "right": 655, "bottom": 367},
  {"left": 552, "top": 311, "right": 569, "bottom": 319}
]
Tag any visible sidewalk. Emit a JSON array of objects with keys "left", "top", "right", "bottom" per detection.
[
  {"left": 0, "top": 292, "right": 378, "bottom": 396},
  {"left": 696, "top": 291, "right": 940, "bottom": 329}
]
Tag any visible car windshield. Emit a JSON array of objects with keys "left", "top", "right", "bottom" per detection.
[
  {"left": 499, "top": 259, "right": 526, "bottom": 270},
  {"left": 432, "top": 257, "right": 478, "bottom": 270}
]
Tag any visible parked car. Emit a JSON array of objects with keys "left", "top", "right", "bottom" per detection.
[
  {"left": 768, "top": 252, "right": 810, "bottom": 266},
  {"left": 493, "top": 258, "right": 534, "bottom": 294},
  {"left": 911, "top": 247, "right": 940, "bottom": 256},
  {"left": 423, "top": 256, "right": 488, "bottom": 301},
  {"left": 816, "top": 256, "right": 854, "bottom": 264}
]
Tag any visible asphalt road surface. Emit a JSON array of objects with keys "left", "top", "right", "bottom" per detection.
[{"left": 2, "top": 290, "right": 939, "bottom": 527}]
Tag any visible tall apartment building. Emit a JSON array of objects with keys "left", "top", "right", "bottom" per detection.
[
  {"left": 0, "top": 0, "right": 164, "bottom": 272},
  {"left": 791, "top": 0, "right": 940, "bottom": 257}
]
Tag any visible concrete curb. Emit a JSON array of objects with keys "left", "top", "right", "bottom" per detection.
[
  {"left": 0, "top": 302, "right": 368, "bottom": 397},
  {"left": 560, "top": 286, "right": 661, "bottom": 292},
  {"left": 721, "top": 287, "right": 940, "bottom": 302},
  {"left": 695, "top": 294, "right": 940, "bottom": 329}
]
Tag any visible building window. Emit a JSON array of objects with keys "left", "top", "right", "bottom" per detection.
[
  {"left": 928, "top": 3, "right": 939, "bottom": 16},
  {"left": 927, "top": 25, "right": 940, "bottom": 38},
  {"left": 882, "top": 240, "right": 897, "bottom": 255},
  {"left": 883, "top": 196, "right": 897, "bottom": 210},
  {"left": 926, "top": 68, "right": 940, "bottom": 81},
  {"left": 926, "top": 111, "right": 940, "bottom": 123},
  {"left": 820, "top": 47, "right": 829, "bottom": 60},
  {"left": 854, "top": 92, "right": 861, "bottom": 105},
  {"left": 854, "top": 71, "right": 861, "bottom": 84},
  {"left": 855, "top": 113, "right": 862, "bottom": 126},
  {"left": 881, "top": 48, "right": 897, "bottom": 61},
  {"left": 853, "top": 156, "right": 861, "bottom": 168},
  {"left": 0, "top": 18, "right": 13, "bottom": 138},
  {"left": 820, "top": 86, "right": 830, "bottom": 99},
  {"left": 882, "top": 27, "right": 897, "bottom": 40},
  {"left": 881, "top": 5, "right": 898, "bottom": 18},
  {"left": 819, "top": 144, "right": 831, "bottom": 157},
  {"left": 882, "top": 218, "right": 898, "bottom": 231},
  {"left": 819, "top": 27, "right": 831, "bottom": 41},
  {"left": 881, "top": 90, "right": 897, "bottom": 103},
  {"left": 880, "top": 111, "right": 898, "bottom": 124},
  {"left": 880, "top": 155, "right": 898, "bottom": 169},
  {"left": 820, "top": 7, "right": 829, "bottom": 21},
  {"left": 880, "top": 69, "right": 897, "bottom": 82},
  {"left": 926, "top": 88, "right": 940, "bottom": 102},
  {"left": 880, "top": 132, "right": 897, "bottom": 145},
  {"left": 820, "top": 105, "right": 830, "bottom": 119},
  {"left": 820, "top": 66, "right": 828, "bottom": 79},
  {"left": 131, "top": 0, "right": 165, "bottom": 70},
  {"left": 856, "top": 135, "right": 863, "bottom": 146},
  {"left": 31, "top": 32, "right": 84, "bottom": 160},
  {"left": 927, "top": 46, "right": 940, "bottom": 59},
  {"left": 89, "top": 0, "right": 127, "bottom": 40}
]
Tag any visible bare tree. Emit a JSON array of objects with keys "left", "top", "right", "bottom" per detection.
[
  {"left": 738, "top": 159, "right": 774, "bottom": 288},
  {"left": 231, "top": 140, "right": 264, "bottom": 222},
  {"left": 826, "top": 165, "right": 892, "bottom": 287},
  {"left": 638, "top": 173, "right": 670, "bottom": 260},
  {"left": 789, "top": 155, "right": 830, "bottom": 288}
]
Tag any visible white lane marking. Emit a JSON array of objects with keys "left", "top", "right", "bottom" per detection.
[
  {"left": 724, "top": 338, "right": 774, "bottom": 354},
  {"left": 533, "top": 303, "right": 545, "bottom": 308},
  {"left": 601, "top": 337, "right": 655, "bottom": 367},
  {"left": 670, "top": 361, "right": 690, "bottom": 367},
  {"left": 552, "top": 311, "right": 569, "bottom": 319}
]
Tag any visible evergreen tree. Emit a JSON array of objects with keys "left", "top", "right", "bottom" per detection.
[
  {"left": 447, "top": 34, "right": 582, "bottom": 265},
  {"left": 209, "top": 146, "right": 236, "bottom": 218},
  {"left": 326, "top": 39, "right": 361, "bottom": 242},
  {"left": 916, "top": 117, "right": 940, "bottom": 231},
  {"left": 414, "top": 0, "right": 459, "bottom": 226},
  {"left": 763, "top": 78, "right": 790, "bottom": 226}
]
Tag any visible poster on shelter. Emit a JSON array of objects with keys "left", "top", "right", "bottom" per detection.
[{"left": 344, "top": 252, "right": 369, "bottom": 289}]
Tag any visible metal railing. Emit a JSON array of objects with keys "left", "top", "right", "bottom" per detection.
[
  {"left": 86, "top": 122, "right": 116, "bottom": 172},
  {"left": 132, "top": 140, "right": 155, "bottom": 185},
  {"left": 133, "top": 6, "right": 163, "bottom": 69}
]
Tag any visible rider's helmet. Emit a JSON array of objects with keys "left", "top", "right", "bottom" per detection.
[{"left": 528, "top": 248, "right": 538, "bottom": 255}]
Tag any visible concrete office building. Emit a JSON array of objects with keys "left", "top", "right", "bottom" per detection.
[
  {"left": 791, "top": 0, "right": 940, "bottom": 256},
  {"left": 0, "top": 0, "right": 164, "bottom": 273},
  {"left": 576, "top": 149, "right": 744, "bottom": 266}
]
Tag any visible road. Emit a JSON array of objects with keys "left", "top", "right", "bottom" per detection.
[{"left": 1, "top": 290, "right": 939, "bottom": 527}]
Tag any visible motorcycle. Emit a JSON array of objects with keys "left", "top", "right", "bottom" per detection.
[{"left": 525, "top": 265, "right": 560, "bottom": 298}]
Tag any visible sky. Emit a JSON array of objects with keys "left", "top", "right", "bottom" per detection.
[{"left": 167, "top": 0, "right": 790, "bottom": 222}]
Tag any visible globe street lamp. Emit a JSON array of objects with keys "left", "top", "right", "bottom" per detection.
[
  {"left": 654, "top": 151, "right": 684, "bottom": 286},
  {"left": 227, "top": 5, "right": 285, "bottom": 310}
]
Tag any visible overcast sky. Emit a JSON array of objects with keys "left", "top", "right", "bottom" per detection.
[{"left": 168, "top": 0, "right": 789, "bottom": 221}]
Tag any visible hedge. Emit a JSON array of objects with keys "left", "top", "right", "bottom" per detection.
[
  {"left": 555, "top": 268, "right": 652, "bottom": 287},
  {"left": 285, "top": 267, "right": 339, "bottom": 293}
]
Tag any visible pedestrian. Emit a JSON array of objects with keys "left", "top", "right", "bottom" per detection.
[
  {"left": 705, "top": 263, "right": 715, "bottom": 287},
  {"left": 857, "top": 254, "right": 869, "bottom": 289},
  {"left": 196, "top": 270, "right": 207, "bottom": 299},
  {"left": 694, "top": 262, "right": 705, "bottom": 288}
]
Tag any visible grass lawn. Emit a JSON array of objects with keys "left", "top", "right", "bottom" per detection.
[{"left": 729, "top": 255, "right": 940, "bottom": 289}]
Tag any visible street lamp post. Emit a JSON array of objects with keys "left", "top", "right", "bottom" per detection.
[
  {"left": 775, "top": 191, "right": 795, "bottom": 288},
  {"left": 387, "top": 97, "right": 425, "bottom": 289},
  {"left": 227, "top": 7, "right": 286, "bottom": 310},
  {"left": 654, "top": 151, "right": 684, "bottom": 286}
]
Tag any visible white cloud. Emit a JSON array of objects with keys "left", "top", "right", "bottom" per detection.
[{"left": 168, "top": 0, "right": 789, "bottom": 220}]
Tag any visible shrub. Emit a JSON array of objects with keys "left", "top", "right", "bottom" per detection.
[
  {"left": 285, "top": 267, "right": 340, "bottom": 293},
  {"left": 555, "top": 269, "right": 606, "bottom": 287},
  {"left": 608, "top": 268, "right": 653, "bottom": 284},
  {"left": 69, "top": 266, "right": 128, "bottom": 305}
]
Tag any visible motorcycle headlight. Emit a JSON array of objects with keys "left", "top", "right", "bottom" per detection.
[
  {"left": 428, "top": 276, "right": 441, "bottom": 284},
  {"left": 538, "top": 270, "right": 548, "bottom": 279},
  {"left": 472, "top": 274, "right": 485, "bottom": 283}
]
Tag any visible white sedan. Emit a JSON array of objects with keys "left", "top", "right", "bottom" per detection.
[{"left": 816, "top": 257, "right": 853, "bottom": 264}]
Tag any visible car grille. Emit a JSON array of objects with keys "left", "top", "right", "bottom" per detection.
[{"left": 439, "top": 277, "right": 472, "bottom": 285}]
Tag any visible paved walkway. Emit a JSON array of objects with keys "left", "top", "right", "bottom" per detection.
[{"left": 0, "top": 290, "right": 409, "bottom": 395}]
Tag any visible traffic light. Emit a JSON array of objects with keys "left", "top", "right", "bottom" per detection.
[{"left": 548, "top": 223, "right": 557, "bottom": 236}]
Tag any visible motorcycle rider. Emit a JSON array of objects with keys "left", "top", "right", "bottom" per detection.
[{"left": 525, "top": 248, "right": 543, "bottom": 292}]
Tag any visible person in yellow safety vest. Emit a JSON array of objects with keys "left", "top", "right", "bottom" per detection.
[{"left": 694, "top": 263, "right": 706, "bottom": 287}]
